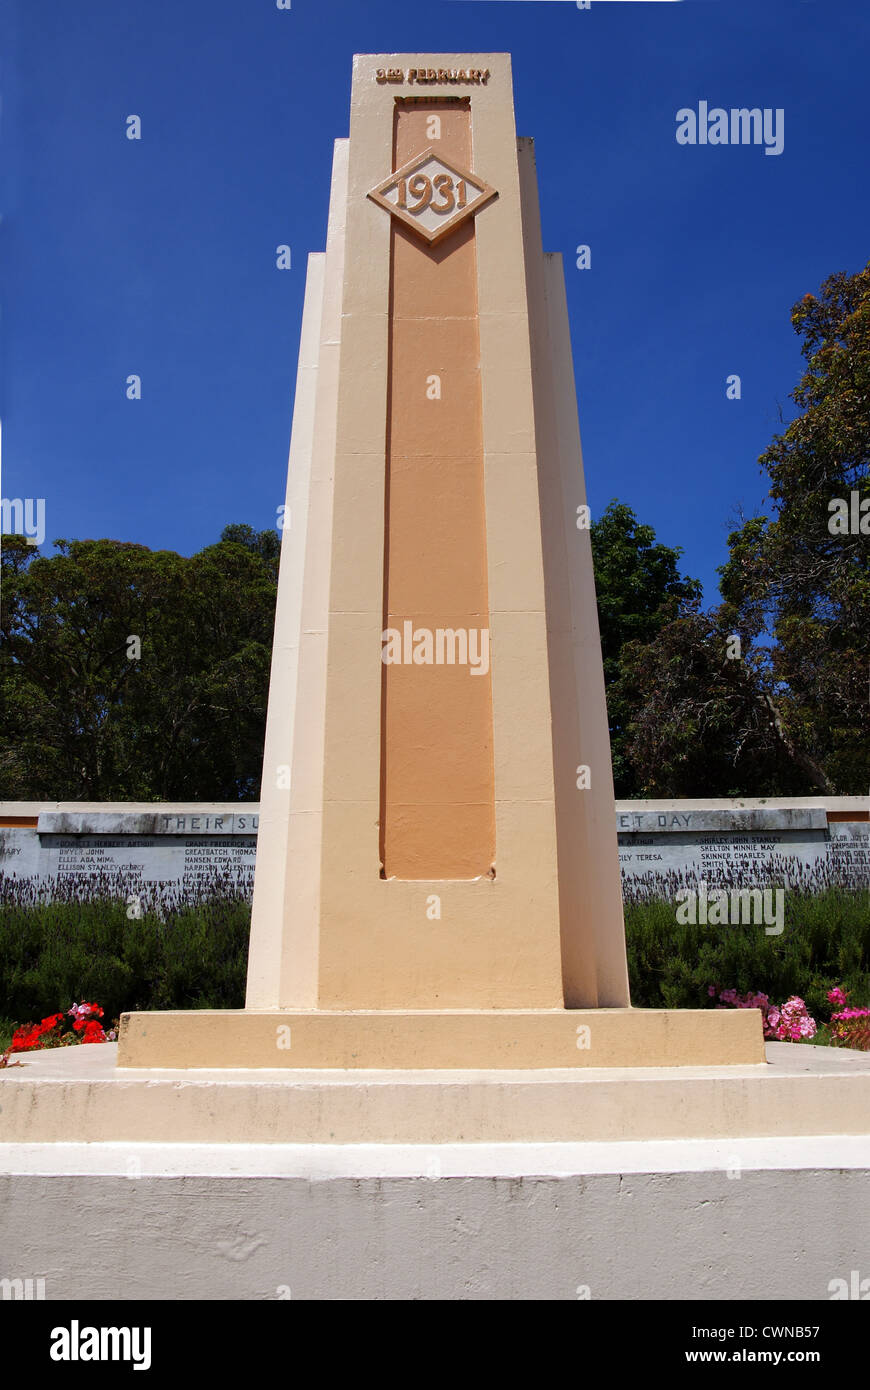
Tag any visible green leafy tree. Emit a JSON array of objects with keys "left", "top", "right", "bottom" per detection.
[
  {"left": 719, "top": 261, "right": 870, "bottom": 792},
  {"left": 590, "top": 501, "right": 701, "bottom": 795},
  {"left": 219, "top": 523, "right": 281, "bottom": 579},
  {"left": 0, "top": 528, "right": 279, "bottom": 800},
  {"left": 605, "top": 264, "right": 869, "bottom": 797},
  {"left": 611, "top": 602, "right": 810, "bottom": 797}
]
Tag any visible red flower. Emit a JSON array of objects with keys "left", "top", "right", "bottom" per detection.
[
  {"left": 10, "top": 1022, "right": 53, "bottom": 1052},
  {"left": 10, "top": 1012, "right": 66, "bottom": 1051},
  {"left": 9, "top": 1003, "right": 109, "bottom": 1051}
]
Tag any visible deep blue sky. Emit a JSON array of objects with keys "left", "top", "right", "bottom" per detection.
[{"left": 3, "top": 0, "right": 868, "bottom": 601}]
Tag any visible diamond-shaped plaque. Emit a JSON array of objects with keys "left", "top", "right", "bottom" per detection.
[{"left": 368, "top": 148, "right": 497, "bottom": 245}]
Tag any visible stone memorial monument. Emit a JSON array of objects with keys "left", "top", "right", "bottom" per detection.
[
  {"left": 6, "top": 55, "right": 870, "bottom": 1306},
  {"left": 117, "top": 53, "right": 762, "bottom": 1069}
]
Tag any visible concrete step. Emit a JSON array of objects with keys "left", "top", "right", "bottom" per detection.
[{"left": 1, "top": 1042, "right": 869, "bottom": 1144}]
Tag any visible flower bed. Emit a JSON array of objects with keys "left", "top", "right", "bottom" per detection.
[
  {"left": 710, "top": 984, "right": 870, "bottom": 1050},
  {"left": 0, "top": 1001, "right": 117, "bottom": 1068}
]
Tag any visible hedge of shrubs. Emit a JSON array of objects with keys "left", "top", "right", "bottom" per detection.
[
  {"left": 0, "top": 883, "right": 250, "bottom": 1044},
  {"left": 626, "top": 887, "right": 870, "bottom": 1021},
  {"left": 1, "top": 880, "right": 867, "bottom": 1047}
]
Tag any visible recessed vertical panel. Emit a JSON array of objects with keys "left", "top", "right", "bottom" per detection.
[{"left": 380, "top": 100, "right": 496, "bottom": 879}]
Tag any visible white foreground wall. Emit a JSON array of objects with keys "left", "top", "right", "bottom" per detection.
[{"left": 1, "top": 1139, "right": 869, "bottom": 1301}]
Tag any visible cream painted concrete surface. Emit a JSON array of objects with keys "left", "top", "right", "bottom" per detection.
[
  {"left": 115, "top": 1005, "right": 765, "bottom": 1069},
  {"left": 4, "top": 1042, "right": 870, "bottom": 1144}
]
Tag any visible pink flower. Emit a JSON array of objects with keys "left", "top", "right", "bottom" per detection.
[
  {"left": 713, "top": 988, "right": 817, "bottom": 1043},
  {"left": 772, "top": 996, "right": 817, "bottom": 1042}
]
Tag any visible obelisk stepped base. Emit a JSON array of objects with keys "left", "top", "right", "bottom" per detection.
[{"left": 117, "top": 1007, "right": 764, "bottom": 1070}]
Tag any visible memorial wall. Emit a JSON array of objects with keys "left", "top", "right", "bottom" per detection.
[
  {"left": 615, "top": 802, "right": 868, "bottom": 901},
  {"left": 0, "top": 807, "right": 258, "bottom": 904},
  {"left": 0, "top": 799, "right": 866, "bottom": 904}
]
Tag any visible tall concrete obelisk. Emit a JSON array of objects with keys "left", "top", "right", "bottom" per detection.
[
  {"left": 118, "top": 55, "right": 763, "bottom": 1068},
  {"left": 248, "top": 49, "right": 629, "bottom": 1013}
]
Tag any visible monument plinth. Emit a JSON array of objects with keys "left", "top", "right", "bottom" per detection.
[{"left": 117, "top": 54, "right": 763, "bottom": 1069}]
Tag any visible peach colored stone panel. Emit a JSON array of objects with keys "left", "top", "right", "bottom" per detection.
[{"left": 381, "top": 99, "right": 496, "bottom": 879}]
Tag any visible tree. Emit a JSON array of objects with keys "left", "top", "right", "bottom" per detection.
[
  {"left": 590, "top": 501, "right": 701, "bottom": 795},
  {"left": 610, "top": 603, "right": 810, "bottom": 797},
  {"left": 609, "top": 263, "right": 869, "bottom": 797},
  {"left": 219, "top": 524, "right": 281, "bottom": 580},
  {"left": 0, "top": 529, "right": 279, "bottom": 800},
  {"left": 719, "top": 262, "right": 870, "bottom": 793}
]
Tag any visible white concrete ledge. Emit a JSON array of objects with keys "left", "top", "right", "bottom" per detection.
[
  {"left": 2, "top": 1043, "right": 869, "bottom": 1145},
  {"left": 3, "top": 1134, "right": 870, "bottom": 1179}
]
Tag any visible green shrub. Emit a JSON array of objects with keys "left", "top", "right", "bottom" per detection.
[
  {"left": 0, "top": 893, "right": 249, "bottom": 1026},
  {"left": 2, "top": 884, "right": 867, "bottom": 1033},
  {"left": 625, "top": 887, "right": 870, "bottom": 1019}
]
